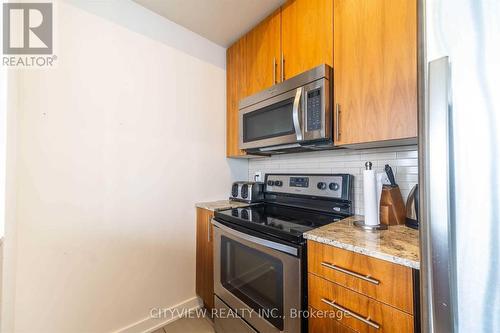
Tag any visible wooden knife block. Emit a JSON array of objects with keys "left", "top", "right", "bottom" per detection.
[{"left": 380, "top": 185, "right": 406, "bottom": 225}]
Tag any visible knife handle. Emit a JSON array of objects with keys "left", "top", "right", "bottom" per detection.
[{"left": 384, "top": 164, "right": 397, "bottom": 186}]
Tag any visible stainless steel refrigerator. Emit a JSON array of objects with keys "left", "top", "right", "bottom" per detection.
[{"left": 420, "top": 0, "right": 500, "bottom": 331}]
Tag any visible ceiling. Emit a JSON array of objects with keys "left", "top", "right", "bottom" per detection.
[{"left": 133, "top": 0, "right": 285, "bottom": 47}]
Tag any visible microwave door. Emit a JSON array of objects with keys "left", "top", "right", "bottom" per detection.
[{"left": 239, "top": 88, "right": 304, "bottom": 150}]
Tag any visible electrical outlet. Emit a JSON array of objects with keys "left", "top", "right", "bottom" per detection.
[{"left": 254, "top": 171, "right": 262, "bottom": 182}]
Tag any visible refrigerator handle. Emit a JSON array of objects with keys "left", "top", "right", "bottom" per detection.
[{"left": 422, "top": 56, "right": 456, "bottom": 332}]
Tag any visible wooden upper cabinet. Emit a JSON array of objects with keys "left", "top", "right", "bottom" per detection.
[
  {"left": 334, "top": 0, "right": 417, "bottom": 145},
  {"left": 226, "top": 38, "right": 247, "bottom": 157},
  {"left": 245, "top": 9, "right": 281, "bottom": 96},
  {"left": 281, "top": 0, "right": 333, "bottom": 80}
]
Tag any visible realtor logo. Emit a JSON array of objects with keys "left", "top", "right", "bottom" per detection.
[{"left": 2, "top": 2, "right": 56, "bottom": 67}]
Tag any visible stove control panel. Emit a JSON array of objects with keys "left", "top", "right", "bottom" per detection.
[{"left": 265, "top": 174, "right": 353, "bottom": 201}]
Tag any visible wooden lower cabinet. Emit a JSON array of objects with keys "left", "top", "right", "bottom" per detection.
[
  {"left": 195, "top": 208, "right": 214, "bottom": 310},
  {"left": 308, "top": 240, "right": 416, "bottom": 332},
  {"left": 308, "top": 240, "right": 414, "bottom": 314},
  {"left": 309, "top": 307, "right": 357, "bottom": 333},
  {"left": 309, "top": 274, "right": 414, "bottom": 333}
]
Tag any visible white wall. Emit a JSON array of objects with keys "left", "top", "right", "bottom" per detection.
[
  {"left": 249, "top": 146, "right": 418, "bottom": 215},
  {"left": 2, "top": 1, "right": 247, "bottom": 332}
]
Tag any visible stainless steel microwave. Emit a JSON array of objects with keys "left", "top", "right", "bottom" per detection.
[{"left": 239, "top": 64, "right": 333, "bottom": 154}]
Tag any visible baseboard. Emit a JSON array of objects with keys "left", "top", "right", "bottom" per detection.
[{"left": 114, "top": 296, "right": 203, "bottom": 333}]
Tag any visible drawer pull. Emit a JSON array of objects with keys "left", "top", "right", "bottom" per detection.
[
  {"left": 320, "top": 262, "right": 380, "bottom": 285},
  {"left": 321, "top": 298, "right": 380, "bottom": 330}
]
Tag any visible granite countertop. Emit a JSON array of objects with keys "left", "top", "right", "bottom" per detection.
[
  {"left": 195, "top": 200, "right": 250, "bottom": 212},
  {"left": 304, "top": 216, "right": 420, "bottom": 269}
]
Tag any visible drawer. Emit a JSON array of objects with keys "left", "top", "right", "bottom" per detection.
[
  {"left": 308, "top": 241, "right": 413, "bottom": 314},
  {"left": 309, "top": 273, "right": 414, "bottom": 333},
  {"left": 309, "top": 307, "right": 357, "bottom": 333}
]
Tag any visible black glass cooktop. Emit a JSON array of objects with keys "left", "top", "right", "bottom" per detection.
[{"left": 214, "top": 203, "right": 344, "bottom": 244}]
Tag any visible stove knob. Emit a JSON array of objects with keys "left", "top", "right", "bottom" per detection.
[
  {"left": 329, "top": 182, "right": 340, "bottom": 191},
  {"left": 317, "top": 182, "right": 327, "bottom": 190},
  {"left": 267, "top": 180, "right": 275, "bottom": 186},
  {"left": 274, "top": 180, "right": 283, "bottom": 187}
]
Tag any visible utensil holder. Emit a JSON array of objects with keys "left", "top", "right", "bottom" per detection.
[{"left": 380, "top": 185, "right": 406, "bottom": 225}]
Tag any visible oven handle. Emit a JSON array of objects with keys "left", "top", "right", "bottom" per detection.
[
  {"left": 292, "top": 87, "right": 303, "bottom": 141},
  {"left": 212, "top": 220, "right": 298, "bottom": 257}
]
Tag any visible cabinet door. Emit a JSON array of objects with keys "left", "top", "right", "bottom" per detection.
[
  {"left": 282, "top": 0, "right": 333, "bottom": 80},
  {"left": 334, "top": 0, "right": 417, "bottom": 145},
  {"left": 245, "top": 9, "right": 281, "bottom": 96},
  {"left": 196, "top": 208, "right": 214, "bottom": 310},
  {"left": 226, "top": 38, "right": 247, "bottom": 157}
]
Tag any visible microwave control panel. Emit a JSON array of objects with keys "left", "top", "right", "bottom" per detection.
[{"left": 306, "top": 89, "right": 322, "bottom": 131}]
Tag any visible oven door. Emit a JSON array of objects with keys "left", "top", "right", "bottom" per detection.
[{"left": 213, "top": 220, "right": 302, "bottom": 333}]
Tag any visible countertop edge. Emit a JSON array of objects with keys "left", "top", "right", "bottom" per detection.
[
  {"left": 304, "top": 233, "right": 420, "bottom": 270},
  {"left": 195, "top": 200, "right": 250, "bottom": 212}
]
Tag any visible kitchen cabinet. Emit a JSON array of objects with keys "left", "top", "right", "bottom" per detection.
[
  {"left": 226, "top": 38, "right": 247, "bottom": 158},
  {"left": 308, "top": 241, "right": 414, "bottom": 313},
  {"left": 307, "top": 240, "right": 417, "bottom": 332},
  {"left": 196, "top": 207, "right": 215, "bottom": 310},
  {"left": 333, "top": 0, "right": 417, "bottom": 145},
  {"left": 281, "top": 0, "right": 333, "bottom": 80},
  {"left": 309, "top": 312, "right": 356, "bottom": 333},
  {"left": 227, "top": 0, "right": 417, "bottom": 156},
  {"left": 245, "top": 8, "right": 281, "bottom": 96},
  {"left": 226, "top": 0, "right": 333, "bottom": 157},
  {"left": 309, "top": 274, "right": 414, "bottom": 332}
]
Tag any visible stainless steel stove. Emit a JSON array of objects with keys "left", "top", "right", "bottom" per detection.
[{"left": 212, "top": 173, "right": 354, "bottom": 333}]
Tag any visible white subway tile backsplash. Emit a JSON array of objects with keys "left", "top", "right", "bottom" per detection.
[
  {"left": 397, "top": 166, "right": 419, "bottom": 174},
  {"left": 248, "top": 145, "right": 418, "bottom": 215},
  {"left": 361, "top": 152, "right": 398, "bottom": 161},
  {"left": 397, "top": 150, "right": 419, "bottom": 159}
]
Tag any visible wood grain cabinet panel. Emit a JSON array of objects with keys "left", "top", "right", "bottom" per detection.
[
  {"left": 226, "top": 38, "right": 247, "bottom": 157},
  {"left": 333, "top": 0, "right": 417, "bottom": 145},
  {"left": 308, "top": 241, "right": 414, "bottom": 314},
  {"left": 309, "top": 274, "right": 414, "bottom": 333},
  {"left": 196, "top": 208, "right": 215, "bottom": 310},
  {"left": 309, "top": 307, "right": 357, "bottom": 333},
  {"left": 282, "top": 0, "right": 333, "bottom": 80},
  {"left": 245, "top": 9, "right": 282, "bottom": 96}
]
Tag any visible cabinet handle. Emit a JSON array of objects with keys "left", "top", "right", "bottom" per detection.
[
  {"left": 335, "top": 104, "right": 341, "bottom": 141},
  {"left": 207, "top": 215, "right": 211, "bottom": 242},
  {"left": 320, "top": 262, "right": 380, "bottom": 285},
  {"left": 321, "top": 298, "right": 380, "bottom": 329},
  {"left": 273, "top": 57, "right": 277, "bottom": 84},
  {"left": 281, "top": 52, "right": 285, "bottom": 81}
]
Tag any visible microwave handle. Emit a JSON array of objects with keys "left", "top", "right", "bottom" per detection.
[{"left": 292, "top": 87, "right": 303, "bottom": 141}]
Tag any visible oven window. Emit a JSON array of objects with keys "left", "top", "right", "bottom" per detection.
[
  {"left": 243, "top": 97, "right": 295, "bottom": 143},
  {"left": 221, "top": 236, "right": 284, "bottom": 330}
]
